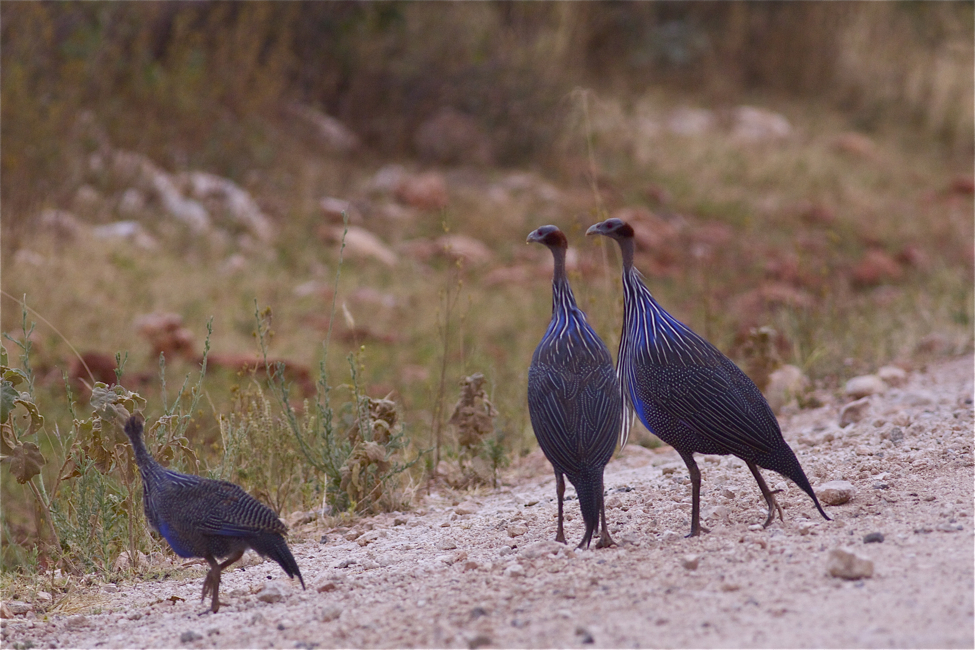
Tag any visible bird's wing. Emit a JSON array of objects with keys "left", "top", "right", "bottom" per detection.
[
  {"left": 170, "top": 476, "right": 285, "bottom": 536},
  {"left": 527, "top": 360, "right": 586, "bottom": 475},
  {"left": 636, "top": 346, "right": 779, "bottom": 456},
  {"left": 577, "top": 362, "right": 623, "bottom": 462}
]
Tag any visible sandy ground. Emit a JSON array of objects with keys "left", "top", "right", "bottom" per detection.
[{"left": 3, "top": 355, "right": 973, "bottom": 649}]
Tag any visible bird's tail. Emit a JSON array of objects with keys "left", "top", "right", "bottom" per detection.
[
  {"left": 252, "top": 533, "right": 305, "bottom": 589},
  {"left": 570, "top": 468, "right": 605, "bottom": 549}
]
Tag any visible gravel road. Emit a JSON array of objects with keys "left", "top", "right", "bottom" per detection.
[{"left": 3, "top": 356, "right": 972, "bottom": 649}]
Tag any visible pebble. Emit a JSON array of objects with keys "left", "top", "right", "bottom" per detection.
[
  {"left": 36, "top": 592, "right": 52, "bottom": 604},
  {"left": 519, "top": 540, "right": 562, "bottom": 559},
  {"left": 319, "top": 606, "right": 342, "bottom": 622},
  {"left": 863, "top": 532, "right": 885, "bottom": 543},
  {"left": 661, "top": 530, "right": 681, "bottom": 543},
  {"left": 681, "top": 554, "right": 700, "bottom": 570},
  {"left": 256, "top": 583, "right": 285, "bottom": 603},
  {"left": 0, "top": 603, "right": 12, "bottom": 619},
  {"left": 507, "top": 523, "right": 529, "bottom": 538},
  {"left": 827, "top": 547, "right": 874, "bottom": 579},
  {"left": 766, "top": 364, "right": 808, "bottom": 413},
  {"left": 845, "top": 375, "right": 887, "bottom": 399},
  {"left": 840, "top": 398, "right": 872, "bottom": 427},
  {"left": 877, "top": 366, "right": 907, "bottom": 387},
  {"left": 65, "top": 615, "right": 88, "bottom": 628},
  {"left": 575, "top": 625, "right": 595, "bottom": 644},
  {"left": 437, "top": 539, "right": 458, "bottom": 550},
  {"left": 360, "top": 559, "right": 380, "bottom": 570},
  {"left": 467, "top": 632, "right": 492, "bottom": 649},
  {"left": 816, "top": 480, "right": 856, "bottom": 505},
  {"left": 5, "top": 602, "right": 31, "bottom": 616},
  {"left": 503, "top": 563, "right": 526, "bottom": 578},
  {"left": 935, "top": 522, "right": 964, "bottom": 533},
  {"left": 454, "top": 502, "right": 478, "bottom": 516},
  {"left": 316, "top": 579, "right": 339, "bottom": 593},
  {"left": 179, "top": 630, "right": 202, "bottom": 643}
]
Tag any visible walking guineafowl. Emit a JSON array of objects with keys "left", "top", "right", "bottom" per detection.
[
  {"left": 586, "top": 218, "right": 830, "bottom": 537},
  {"left": 124, "top": 415, "right": 304, "bottom": 612},
  {"left": 527, "top": 225, "right": 622, "bottom": 549}
]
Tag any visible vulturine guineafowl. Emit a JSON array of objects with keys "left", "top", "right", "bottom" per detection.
[
  {"left": 527, "top": 225, "right": 622, "bottom": 549},
  {"left": 124, "top": 415, "right": 304, "bottom": 613},
  {"left": 587, "top": 218, "right": 830, "bottom": 537}
]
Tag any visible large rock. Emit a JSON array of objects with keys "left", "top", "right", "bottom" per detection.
[
  {"left": 325, "top": 226, "right": 398, "bottom": 267},
  {"left": 827, "top": 547, "right": 874, "bottom": 579},
  {"left": 877, "top": 365, "right": 908, "bottom": 387},
  {"left": 731, "top": 106, "right": 792, "bottom": 143},
  {"left": 816, "top": 480, "right": 855, "bottom": 506},
  {"left": 845, "top": 375, "right": 887, "bottom": 399},
  {"left": 839, "top": 397, "right": 872, "bottom": 427},
  {"left": 395, "top": 172, "right": 449, "bottom": 210},
  {"left": 287, "top": 104, "right": 360, "bottom": 153},
  {"left": 765, "top": 364, "right": 808, "bottom": 413}
]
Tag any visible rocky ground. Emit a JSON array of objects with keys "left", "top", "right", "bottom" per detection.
[{"left": 3, "top": 355, "right": 973, "bottom": 649}]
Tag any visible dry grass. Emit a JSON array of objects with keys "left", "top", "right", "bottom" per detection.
[{"left": 1, "top": 3, "right": 972, "bottom": 578}]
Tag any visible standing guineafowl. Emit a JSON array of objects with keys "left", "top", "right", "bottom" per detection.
[
  {"left": 527, "top": 225, "right": 622, "bottom": 549},
  {"left": 124, "top": 415, "right": 304, "bottom": 612},
  {"left": 587, "top": 218, "right": 830, "bottom": 537}
]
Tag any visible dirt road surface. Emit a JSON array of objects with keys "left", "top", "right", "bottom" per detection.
[{"left": 3, "top": 356, "right": 973, "bottom": 648}]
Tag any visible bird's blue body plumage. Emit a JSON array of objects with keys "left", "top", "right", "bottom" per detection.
[
  {"left": 527, "top": 225, "right": 621, "bottom": 549},
  {"left": 124, "top": 416, "right": 304, "bottom": 612},
  {"left": 588, "top": 218, "right": 830, "bottom": 537}
]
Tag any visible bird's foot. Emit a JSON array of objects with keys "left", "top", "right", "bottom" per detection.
[
  {"left": 685, "top": 524, "right": 711, "bottom": 538},
  {"left": 762, "top": 489, "right": 786, "bottom": 527},
  {"left": 555, "top": 531, "right": 566, "bottom": 545},
  {"left": 594, "top": 531, "right": 616, "bottom": 549}
]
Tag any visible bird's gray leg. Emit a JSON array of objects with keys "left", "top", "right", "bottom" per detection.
[
  {"left": 747, "top": 461, "right": 784, "bottom": 527},
  {"left": 555, "top": 472, "right": 566, "bottom": 544},
  {"left": 200, "top": 550, "right": 244, "bottom": 614},
  {"left": 679, "top": 452, "right": 709, "bottom": 537},
  {"left": 594, "top": 489, "right": 616, "bottom": 549}
]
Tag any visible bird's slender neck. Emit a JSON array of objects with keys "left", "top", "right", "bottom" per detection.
[
  {"left": 549, "top": 245, "right": 575, "bottom": 311},
  {"left": 617, "top": 237, "right": 636, "bottom": 274},
  {"left": 127, "top": 428, "right": 161, "bottom": 472}
]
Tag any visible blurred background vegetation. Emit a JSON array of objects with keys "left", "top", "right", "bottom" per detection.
[{"left": 1, "top": 2, "right": 972, "bottom": 579}]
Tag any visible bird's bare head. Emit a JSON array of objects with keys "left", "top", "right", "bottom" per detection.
[
  {"left": 527, "top": 225, "right": 568, "bottom": 249},
  {"left": 586, "top": 218, "right": 634, "bottom": 240}
]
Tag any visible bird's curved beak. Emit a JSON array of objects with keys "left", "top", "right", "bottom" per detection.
[
  {"left": 526, "top": 230, "right": 542, "bottom": 244},
  {"left": 585, "top": 222, "right": 604, "bottom": 237}
]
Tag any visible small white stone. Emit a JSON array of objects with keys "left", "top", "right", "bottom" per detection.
[
  {"left": 840, "top": 398, "right": 872, "bottom": 427},
  {"left": 845, "top": 375, "right": 887, "bottom": 399},
  {"left": 503, "top": 563, "right": 526, "bottom": 578},
  {"left": 681, "top": 554, "right": 700, "bottom": 570},
  {"left": 661, "top": 530, "right": 681, "bottom": 543},
  {"left": 816, "top": 480, "right": 856, "bottom": 505},
  {"left": 877, "top": 366, "right": 907, "bottom": 387},
  {"left": 319, "top": 606, "right": 342, "bottom": 622},
  {"left": 827, "top": 547, "right": 874, "bottom": 579},
  {"left": 519, "top": 540, "right": 563, "bottom": 559},
  {"left": 5, "top": 602, "right": 31, "bottom": 616},
  {"left": 507, "top": 522, "right": 529, "bottom": 538},
  {"left": 256, "top": 583, "right": 285, "bottom": 603}
]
